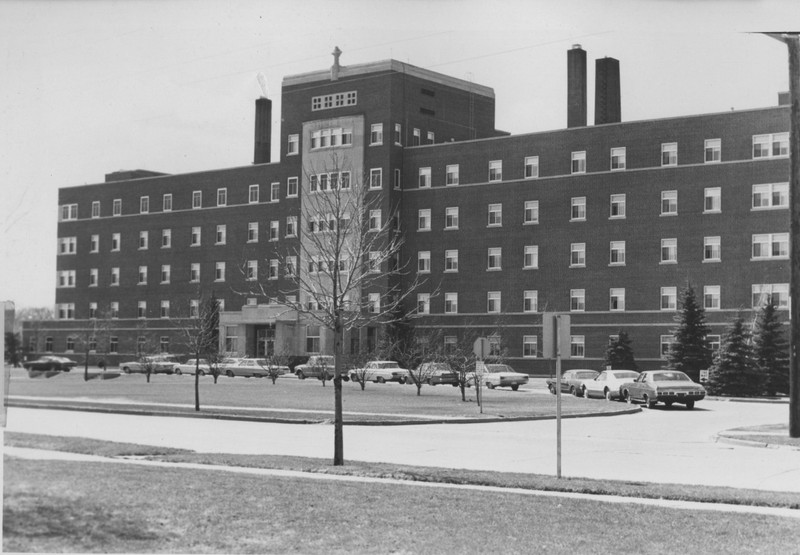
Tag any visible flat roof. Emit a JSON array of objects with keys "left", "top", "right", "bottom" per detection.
[{"left": 283, "top": 59, "right": 494, "bottom": 98}]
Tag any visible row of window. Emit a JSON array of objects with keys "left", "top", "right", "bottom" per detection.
[
  {"left": 410, "top": 133, "right": 787, "bottom": 188},
  {"left": 413, "top": 283, "right": 789, "bottom": 316},
  {"left": 368, "top": 123, "right": 432, "bottom": 147},
  {"left": 59, "top": 182, "right": 299, "bottom": 221},
  {"left": 56, "top": 298, "right": 227, "bottom": 321},
  {"left": 413, "top": 183, "right": 786, "bottom": 233},
  {"left": 414, "top": 233, "right": 787, "bottom": 274},
  {"left": 57, "top": 218, "right": 300, "bottom": 255}
]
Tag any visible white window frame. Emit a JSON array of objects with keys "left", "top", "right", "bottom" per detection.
[
  {"left": 418, "top": 251, "right": 431, "bottom": 274},
  {"left": 370, "top": 168, "right": 382, "bottom": 189},
  {"left": 524, "top": 156, "right": 539, "bottom": 179},
  {"left": 752, "top": 233, "right": 789, "bottom": 260},
  {"left": 215, "top": 261, "right": 226, "bottom": 282},
  {"left": 704, "top": 285, "right": 721, "bottom": 310},
  {"left": 752, "top": 283, "right": 790, "bottom": 309},
  {"left": 417, "top": 293, "right": 430, "bottom": 314},
  {"left": 444, "top": 207, "right": 459, "bottom": 230},
  {"left": 609, "top": 288, "right": 626, "bottom": 311},
  {"left": 523, "top": 335, "right": 538, "bottom": 358},
  {"left": 523, "top": 245, "right": 539, "bottom": 269},
  {"left": 610, "top": 147, "right": 626, "bottom": 170},
  {"left": 248, "top": 222, "right": 259, "bottom": 243},
  {"left": 418, "top": 167, "right": 431, "bottom": 188},
  {"left": 661, "top": 190, "right": 678, "bottom": 216},
  {"left": 660, "top": 287, "right": 677, "bottom": 311},
  {"left": 192, "top": 191, "right": 202, "bottom": 209},
  {"left": 287, "top": 134, "right": 299, "bottom": 155},
  {"left": 140, "top": 196, "right": 149, "bottom": 214},
  {"left": 487, "top": 247, "right": 502, "bottom": 271},
  {"left": 571, "top": 151, "right": 586, "bottom": 174},
  {"left": 163, "top": 194, "right": 172, "bottom": 212},
  {"left": 704, "top": 138, "right": 721, "bottom": 163},
  {"left": 661, "top": 238, "right": 677, "bottom": 264},
  {"left": 570, "top": 335, "right": 585, "bottom": 358},
  {"left": 704, "top": 236, "right": 721, "bottom": 262},
  {"left": 610, "top": 194, "right": 626, "bottom": 219},
  {"left": 370, "top": 123, "right": 383, "bottom": 146},
  {"left": 488, "top": 160, "right": 503, "bottom": 182},
  {"left": 444, "top": 250, "right": 459, "bottom": 272},
  {"left": 444, "top": 292, "right": 458, "bottom": 314},
  {"left": 570, "top": 289, "right": 585, "bottom": 312},
  {"left": 488, "top": 203, "right": 502, "bottom": 227},
  {"left": 609, "top": 241, "right": 626, "bottom": 266},
  {"left": 570, "top": 243, "right": 586, "bottom": 268},
  {"left": 524, "top": 200, "right": 539, "bottom": 225},
  {"left": 661, "top": 142, "right": 677, "bottom": 167},
  {"left": 704, "top": 187, "right": 721, "bottom": 213},
  {"left": 523, "top": 290, "right": 538, "bottom": 313},
  {"left": 215, "top": 224, "right": 226, "bottom": 245},
  {"left": 487, "top": 291, "right": 501, "bottom": 313},
  {"left": 446, "top": 164, "right": 459, "bottom": 186},
  {"left": 287, "top": 177, "right": 299, "bottom": 198},
  {"left": 418, "top": 209, "right": 431, "bottom": 231},
  {"left": 161, "top": 264, "right": 171, "bottom": 284},
  {"left": 571, "top": 197, "right": 586, "bottom": 221},
  {"left": 111, "top": 233, "right": 120, "bottom": 252},
  {"left": 752, "top": 183, "right": 789, "bottom": 210}
]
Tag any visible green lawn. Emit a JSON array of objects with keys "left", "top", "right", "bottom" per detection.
[
  {"left": 5, "top": 451, "right": 800, "bottom": 554},
  {"left": 7, "top": 368, "right": 629, "bottom": 423}
]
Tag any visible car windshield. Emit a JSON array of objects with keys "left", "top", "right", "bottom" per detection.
[
  {"left": 315, "top": 357, "right": 334, "bottom": 365},
  {"left": 575, "top": 371, "right": 598, "bottom": 379},
  {"left": 652, "top": 372, "right": 691, "bottom": 382},
  {"left": 253, "top": 359, "right": 268, "bottom": 366},
  {"left": 485, "top": 365, "right": 511, "bottom": 373},
  {"left": 374, "top": 362, "right": 399, "bottom": 369},
  {"left": 613, "top": 372, "right": 639, "bottom": 379}
]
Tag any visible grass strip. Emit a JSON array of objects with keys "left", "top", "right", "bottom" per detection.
[{"left": 7, "top": 431, "right": 800, "bottom": 511}]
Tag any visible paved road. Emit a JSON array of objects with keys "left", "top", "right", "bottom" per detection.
[{"left": 5, "top": 400, "right": 799, "bottom": 492}]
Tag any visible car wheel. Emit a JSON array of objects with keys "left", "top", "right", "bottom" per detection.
[
  {"left": 226, "top": 370, "right": 234, "bottom": 378},
  {"left": 685, "top": 400, "right": 695, "bottom": 410},
  {"left": 511, "top": 384, "right": 519, "bottom": 391},
  {"left": 426, "top": 378, "right": 433, "bottom": 386},
  {"left": 625, "top": 391, "right": 633, "bottom": 404},
  {"left": 122, "top": 366, "right": 131, "bottom": 374},
  {"left": 569, "top": 386, "right": 576, "bottom": 396},
  {"left": 582, "top": 387, "right": 589, "bottom": 398},
  {"left": 604, "top": 388, "right": 612, "bottom": 401},
  {"left": 452, "top": 382, "right": 459, "bottom": 387},
  {"left": 297, "top": 371, "right": 306, "bottom": 380},
  {"left": 664, "top": 400, "right": 674, "bottom": 407},
  {"left": 198, "top": 370, "right": 205, "bottom": 376},
  {"left": 398, "top": 377, "right": 406, "bottom": 385},
  {"left": 486, "top": 382, "right": 495, "bottom": 390},
  {"left": 548, "top": 384, "right": 556, "bottom": 395},
  {"left": 643, "top": 394, "right": 656, "bottom": 409},
  {"left": 376, "top": 377, "right": 385, "bottom": 384},
  {"left": 175, "top": 369, "right": 182, "bottom": 375}
]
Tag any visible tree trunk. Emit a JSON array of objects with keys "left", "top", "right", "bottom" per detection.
[{"left": 333, "top": 316, "right": 344, "bottom": 466}]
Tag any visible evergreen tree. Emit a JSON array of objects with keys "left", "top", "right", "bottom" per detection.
[
  {"left": 706, "top": 316, "right": 759, "bottom": 396},
  {"left": 604, "top": 330, "right": 638, "bottom": 370},
  {"left": 752, "top": 298, "right": 790, "bottom": 395},
  {"left": 667, "top": 284, "right": 713, "bottom": 381}
]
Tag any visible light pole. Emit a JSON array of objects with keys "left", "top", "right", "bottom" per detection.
[{"left": 765, "top": 33, "right": 800, "bottom": 437}]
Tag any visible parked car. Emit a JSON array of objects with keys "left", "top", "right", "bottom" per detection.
[
  {"left": 621, "top": 370, "right": 706, "bottom": 409},
  {"left": 581, "top": 369, "right": 640, "bottom": 400},
  {"left": 120, "top": 355, "right": 180, "bottom": 374},
  {"left": 350, "top": 361, "right": 409, "bottom": 384},
  {"left": 222, "top": 358, "right": 271, "bottom": 378},
  {"left": 22, "top": 355, "right": 77, "bottom": 372},
  {"left": 409, "top": 362, "right": 459, "bottom": 386},
  {"left": 294, "top": 355, "right": 349, "bottom": 380},
  {"left": 175, "top": 358, "right": 213, "bottom": 376},
  {"left": 471, "top": 363, "right": 529, "bottom": 391},
  {"left": 546, "top": 369, "right": 599, "bottom": 396}
]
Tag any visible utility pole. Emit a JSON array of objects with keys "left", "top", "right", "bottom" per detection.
[{"left": 767, "top": 33, "right": 800, "bottom": 437}]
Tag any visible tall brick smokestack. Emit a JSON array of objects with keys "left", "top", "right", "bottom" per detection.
[
  {"left": 595, "top": 57, "right": 621, "bottom": 125},
  {"left": 567, "top": 44, "right": 587, "bottom": 128},
  {"left": 254, "top": 96, "right": 272, "bottom": 164}
]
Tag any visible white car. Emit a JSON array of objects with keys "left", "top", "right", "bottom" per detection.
[
  {"left": 223, "top": 358, "right": 269, "bottom": 378},
  {"left": 350, "top": 361, "right": 408, "bottom": 384},
  {"left": 581, "top": 369, "right": 640, "bottom": 400},
  {"left": 471, "top": 363, "right": 529, "bottom": 391},
  {"left": 174, "top": 358, "right": 213, "bottom": 376}
]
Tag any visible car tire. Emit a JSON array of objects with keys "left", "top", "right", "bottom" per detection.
[
  {"left": 452, "top": 383, "right": 459, "bottom": 387},
  {"left": 511, "top": 384, "right": 519, "bottom": 391},
  {"left": 426, "top": 378, "right": 433, "bottom": 386},
  {"left": 664, "top": 400, "right": 674, "bottom": 408},
  {"left": 297, "top": 371, "right": 306, "bottom": 380},
  {"left": 604, "top": 389, "right": 612, "bottom": 401},
  {"left": 122, "top": 367, "right": 131, "bottom": 374},
  {"left": 548, "top": 384, "right": 556, "bottom": 395},
  {"left": 582, "top": 387, "right": 589, "bottom": 398},
  {"left": 376, "top": 377, "right": 385, "bottom": 384},
  {"left": 398, "top": 377, "right": 406, "bottom": 385},
  {"left": 198, "top": 370, "right": 205, "bottom": 376},
  {"left": 625, "top": 391, "right": 633, "bottom": 404},
  {"left": 685, "top": 400, "right": 695, "bottom": 410},
  {"left": 569, "top": 386, "right": 576, "bottom": 396},
  {"left": 226, "top": 370, "right": 234, "bottom": 378},
  {"left": 486, "top": 382, "right": 495, "bottom": 390},
  {"left": 175, "top": 369, "right": 182, "bottom": 375},
  {"left": 643, "top": 394, "right": 656, "bottom": 409}
]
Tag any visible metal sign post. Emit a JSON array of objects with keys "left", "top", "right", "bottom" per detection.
[{"left": 543, "top": 313, "right": 570, "bottom": 479}]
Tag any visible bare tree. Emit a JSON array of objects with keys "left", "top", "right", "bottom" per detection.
[
  {"left": 74, "top": 306, "right": 113, "bottom": 381},
  {"left": 177, "top": 294, "right": 220, "bottom": 411},
  {"left": 134, "top": 321, "right": 161, "bottom": 384},
  {"left": 244, "top": 153, "right": 422, "bottom": 465},
  {"left": 257, "top": 345, "right": 293, "bottom": 385}
]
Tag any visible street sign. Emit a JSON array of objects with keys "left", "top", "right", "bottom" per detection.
[
  {"left": 542, "top": 313, "right": 571, "bottom": 359},
  {"left": 473, "top": 337, "right": 490, "bottom": 360}
]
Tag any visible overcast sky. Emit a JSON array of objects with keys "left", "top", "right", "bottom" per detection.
[{"left": 1, "top": 0, "right": 797, "bottom": 310}]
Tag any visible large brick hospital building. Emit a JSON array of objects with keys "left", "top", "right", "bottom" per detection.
[{"left": 30, "top": 45, "right": 790, "bottom": 374}]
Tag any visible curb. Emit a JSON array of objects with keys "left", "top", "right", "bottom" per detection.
[
  {"left": 704, "top": 396, "right": 789, "bottom": 404},
  {"left": 714, "top": 434, "right": 800, "bottom": 452},
  {"left": 6, "top": 399, "right": 641, "bottom": 426}
]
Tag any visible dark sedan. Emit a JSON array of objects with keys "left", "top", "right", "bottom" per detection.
[{"left": 22, "top": 356, "right": 77, "bottom": 372}]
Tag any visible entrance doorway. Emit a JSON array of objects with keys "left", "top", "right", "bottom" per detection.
[{"left": 256, "top": 324, "right": 275, "bottom": 358}]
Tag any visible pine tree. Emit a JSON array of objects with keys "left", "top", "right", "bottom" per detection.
[
  {"left": 667, "top": 284, "right": 713, "bottom": 382},
  {"left": 604, "top": 330, "right": 638, "bottom": 370},
  {"left": 706, "top": 316, "right": 759, "bottom": 396},
  {"left": 752, "top": 298, "right": 790, "bottom": 395}
]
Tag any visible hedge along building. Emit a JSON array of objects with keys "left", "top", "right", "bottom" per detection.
[{"left": 32, "top": 46, "right": 789, "bottom": 375}]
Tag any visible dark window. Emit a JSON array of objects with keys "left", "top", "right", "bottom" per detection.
[
  {"left": 421, "top": 88, "right": 435, "bottom": 97},
  {"left": 420, "top": 107, "right": 435, "bottom": 116}
]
